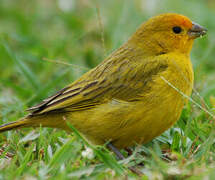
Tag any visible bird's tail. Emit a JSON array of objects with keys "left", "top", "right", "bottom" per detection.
[
  {"left": 0, "top": 117, "right": 30, "bottom": 133},
  {"left": 0, "top": 114, "right": 70, "bottom": 133}
]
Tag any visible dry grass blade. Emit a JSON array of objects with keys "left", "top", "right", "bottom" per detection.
[
  {"left": 0, "top": 148, "right": 14, "bottom": 159},
  {"left": 96, "top": 4, "right": 107, "bottom": 57},
  {"left": 161, "top": 76, "right": 215, "bottom": 119},
  {"left": 42, "top": 57, "right": 90, "bottom": 70}
]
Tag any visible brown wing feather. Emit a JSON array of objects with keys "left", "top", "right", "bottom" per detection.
[
  {"left": 27, "top": 86, "right": 70, "bottom": 112},
  {"left": 28, "top": 46, "right": 168, "bottom": 115}
]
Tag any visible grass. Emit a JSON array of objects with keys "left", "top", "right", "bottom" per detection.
[{"left": 1, "top": 0, "right": 215, "bottom": 179}]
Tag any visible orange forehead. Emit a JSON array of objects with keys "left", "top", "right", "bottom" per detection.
[
  {"left": 158, "top": 13, "right": 193, "bottom": 29},
  {"left": 171, "top": 14, "right": 192, "bottom": 28}
]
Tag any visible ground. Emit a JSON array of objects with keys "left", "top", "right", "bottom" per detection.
[{"left": 0, "top": 0, "right": 215, "bottom": 179}]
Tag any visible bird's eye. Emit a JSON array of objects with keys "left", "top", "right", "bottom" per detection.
[{"left": 172, "top": 26, "right": 182, "bottom": 34}]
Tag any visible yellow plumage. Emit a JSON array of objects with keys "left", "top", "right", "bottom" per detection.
[{"left": 0, "top": 13, "right": 207, "bottom": 149}]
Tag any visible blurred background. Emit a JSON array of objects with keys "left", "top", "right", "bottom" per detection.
[
  {"left": 0, "top": 0, "right": 215, "bottom": 178},
  {"left": 1, "top": 0, "right": 215, "bottom": 114}
]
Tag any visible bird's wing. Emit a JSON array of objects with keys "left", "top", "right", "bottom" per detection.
[{"left": 28, "top": 56, "right": 168, "bottom": 115}]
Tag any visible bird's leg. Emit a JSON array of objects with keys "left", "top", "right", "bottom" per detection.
[
  {"left": 107, "top": 143, "right": 124, "bottom": 160},
  {"left": 107, "top": 143, "right": 143, "bottom": 176}
]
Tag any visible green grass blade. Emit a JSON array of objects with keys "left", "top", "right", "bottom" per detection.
[
  {"left": 1, "top": 39, "right": 40, "bottom": 89},
  {"left": 67, "top": 122, "right": 125, "bottom": 175},
  {"left": 16, "top": 143, "right": 35, "bottom": 176},
  {"left": 48, "top": 138, "right": 74, "bottom": 169}
]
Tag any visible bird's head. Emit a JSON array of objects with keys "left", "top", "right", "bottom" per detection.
[{"left": 130, "top": 13, "right": 207, "bottom": 56}]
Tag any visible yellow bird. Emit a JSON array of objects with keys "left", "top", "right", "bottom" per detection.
[{"left": 0, "top": 14, "right": 207, "bottom": 154}]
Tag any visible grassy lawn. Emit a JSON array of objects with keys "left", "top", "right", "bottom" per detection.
[{"left": 1, "top": 0, "right": 215, "bottom": 179}]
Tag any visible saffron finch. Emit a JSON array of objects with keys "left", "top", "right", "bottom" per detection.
[{"left": 0, "top": 13, "right": 207, "bottom": 150}]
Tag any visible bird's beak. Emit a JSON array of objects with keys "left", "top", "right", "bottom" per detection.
[{"left": 188, "top": 22, "right": 207, "bottom": 38}]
